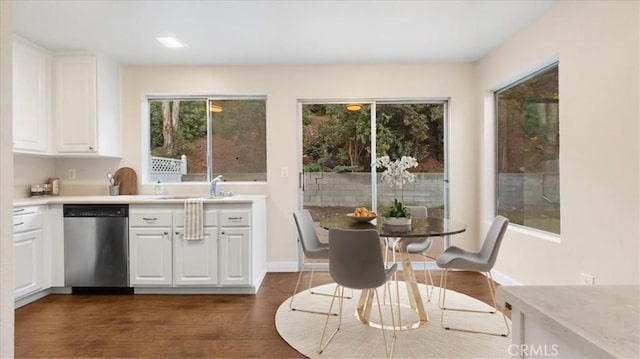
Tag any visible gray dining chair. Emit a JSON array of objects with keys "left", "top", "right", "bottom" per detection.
[
  {"left": 318, "top": 228, "right": 398, "bottom": 358},
  {"left": 436, "top": 215, "right": 511, "bottom": 336},
  {"left": 290, "top": 209, "right": 350, "bottom": 316},
  {"left": 385, "top": 205, "right": 435, "bottom": 302}
]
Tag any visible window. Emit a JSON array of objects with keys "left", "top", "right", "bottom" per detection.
[
  {"left": 301, "top": 101, "right": 447, "bottom": 219},
  {"left": 496, "top": 63, "right": 559, "bottom": 234},
  {"left": 148, "top": 97, "right": 266, "bottom": 183}
]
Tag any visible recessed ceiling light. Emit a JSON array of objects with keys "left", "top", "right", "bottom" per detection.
[{"left": 156, "top": 36, "right": 185, "bottom": 48}]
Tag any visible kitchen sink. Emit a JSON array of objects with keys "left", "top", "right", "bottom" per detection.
[{"left": 147, "top": 193, "right": 234, "bottom": 200}]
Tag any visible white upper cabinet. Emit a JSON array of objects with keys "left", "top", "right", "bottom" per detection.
[
  {"left": 52, "top": 55, "right": 96, "bottom": 153},
  {"left": 52, "top": 53, "right": 121, "bottom": 156},
  {"left": 11, "top": 34, "right": 122, "bottom": 157},
  {"left": 12, "top": 36, "right": 50, "bottom": 153}
]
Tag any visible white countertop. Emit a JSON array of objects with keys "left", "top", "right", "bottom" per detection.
[
  {"left": 13, "top": 194, "right": 266, "bottom": 207},
  {"left": 496, "top": 285, "right": 639, "bottom": 358}
]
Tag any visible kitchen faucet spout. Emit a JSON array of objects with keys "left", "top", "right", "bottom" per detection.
[{"left": 210, "top": 175, "right": 223, "bottom": 197}]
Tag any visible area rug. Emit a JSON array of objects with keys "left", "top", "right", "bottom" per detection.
[{"left": 276, "top": 282, "right": 511, "bottom": 358}]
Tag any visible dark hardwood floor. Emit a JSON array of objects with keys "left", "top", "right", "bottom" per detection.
[{"left": 15, "top": 271, "right": 502, "bottom": 358}]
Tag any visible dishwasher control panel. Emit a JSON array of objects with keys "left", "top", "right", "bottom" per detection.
[{"left": 63, "top": 204, "right": 129, "bottom": 217}]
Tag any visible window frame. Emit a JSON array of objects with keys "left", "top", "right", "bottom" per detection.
[{"left": 143, "top": 94, "right": 268, "bottom": 184}]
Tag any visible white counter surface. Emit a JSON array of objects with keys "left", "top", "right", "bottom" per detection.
[
  {"left": 13, "top": 194, "right": 266, "bottom": 207},
  {"left": 496, "top": 285, "right": 639, "bottom": 358}
]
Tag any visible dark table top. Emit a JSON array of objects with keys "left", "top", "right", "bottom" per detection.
[{"left": 319, "top": 216, "right": 467, "bottom": 238}]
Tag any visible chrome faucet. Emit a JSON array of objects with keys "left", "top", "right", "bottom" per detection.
[{"left": 210, "top": 175, "right": 223, "bottom": 197}]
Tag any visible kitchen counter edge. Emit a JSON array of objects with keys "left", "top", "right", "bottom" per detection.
[
  {"left": 496, "top": 285, "right": 639, "bottom": 359},
  {"left": 13, "top": 195, "right": 267, "bottom": 207}
]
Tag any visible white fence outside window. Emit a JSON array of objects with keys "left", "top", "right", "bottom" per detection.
[{"left": 150, "top": 155, "right": 187, "bottom": 183}]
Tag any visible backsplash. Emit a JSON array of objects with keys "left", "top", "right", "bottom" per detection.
[
  {"left": 13, "top": 156, "right": 56, "bottom": 198},
  {"left": 13, "top": 156, "right": 123, "bottom": 198},
  {"left": 14, "top": 156, "right": 269, "bottom": 198}
]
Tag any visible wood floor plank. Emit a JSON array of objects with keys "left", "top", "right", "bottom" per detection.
[{"left": 15, "top": 271, "right": 502, "bottom": 358}]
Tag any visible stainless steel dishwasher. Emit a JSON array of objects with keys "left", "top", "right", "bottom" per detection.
[{"left": 64, "top": 204, "right": 129, "bottom": 288}]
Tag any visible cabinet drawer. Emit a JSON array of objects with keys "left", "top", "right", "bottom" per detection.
[
  {"left": 219, "top": 211, "right": 251, "bottom": 226},
  {"left": 13, "top": 212, "right": 43, "bottom": 234},
  {"left": 13, "top": 206, "right": 40, "bottom": 215},
  {"left": 173, "top": 210, "right": 218, "bottom": 227},
  {"left": 130, "top": 211, "right": 173, "bottom": 227}
]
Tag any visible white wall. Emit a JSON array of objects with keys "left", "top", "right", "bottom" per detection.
[
  {"left": 0, "top": 1, "right": 14, "bottom": 356},
  {"left": 477, "top": 1, "right": 639, "bottom": 285},
  {"left": 118, "top": 64, "right": 478, "bottom": 267},
  {"left": 13, "top": 156, "right": 55, "bottom": 198}
]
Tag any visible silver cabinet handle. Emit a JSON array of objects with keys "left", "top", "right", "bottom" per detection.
[
  {"left": 13, "top": 208, "right": 25, "bottom": 213},
  {"left": 227, "top": 216, "right": 243, "bottom": 220},
  {"left": 163, "top": 231, "right": 169, "bottom": 235},
  {"left": 14, "top": 222, "right": 24, "bottom": 226},
  {"left": 143, "top": 217, "right": 157, "bottom": 221}
]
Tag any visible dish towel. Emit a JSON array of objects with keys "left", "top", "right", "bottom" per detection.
[{"left": 183, "top": 198, "right": 204, "bottom": 241}]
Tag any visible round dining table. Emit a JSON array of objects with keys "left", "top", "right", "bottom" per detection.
[{"left": 319, "top": 215, "right": 467, "bottom": 329}]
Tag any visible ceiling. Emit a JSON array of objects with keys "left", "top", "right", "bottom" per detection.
[{"left": 11, "top": 0, "right": 555, "bottom": 66}]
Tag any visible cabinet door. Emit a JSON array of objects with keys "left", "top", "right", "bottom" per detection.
[
  {"left": 173, "top": 227, "right": 218, "bottom": 286},
  {"left": 219, "top": 227, "right": 251, "bottom": 286},
  {"left": 52, "top": 55, "right": 97, "bottom": 153},
  {"left": 13, "top": 37, "right": 49, "bottom": 153},
  {"left": 129, "top": 227, "right": 172, "bottom": 286},
  {"left": 14, "top": 229, "right": 44, "bottom": 298}
]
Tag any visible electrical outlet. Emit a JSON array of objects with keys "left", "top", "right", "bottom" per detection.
[
  {"left": 68, "top": 168, "right": 77, "bottom": 180},
  {"left": 280, "top": 167, "right": 289, "bottom": 178},
  {"left": 580, "top": 273, "right": 595, "bottom": 285}
]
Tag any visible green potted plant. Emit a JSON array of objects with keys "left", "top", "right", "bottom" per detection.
[{"left": 383, "top": 198, "right": 412, "bottom": 226}]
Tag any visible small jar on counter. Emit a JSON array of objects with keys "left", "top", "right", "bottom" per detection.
[
  {"left": 49, "top": 177, "right": 60, "bottom": 196},
  {"left": 30, "top": 185, "right": 43, "bottom": 197}
]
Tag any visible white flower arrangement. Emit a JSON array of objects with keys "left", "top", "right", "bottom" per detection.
[{"left": 375, "top": 155, "right": 418, "bottom": 190}]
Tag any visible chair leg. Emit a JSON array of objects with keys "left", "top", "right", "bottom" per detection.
[
  {"left": 374, "top": 287, "right": 397, "bottom": 359},
  {"left": 290, "top": 265, "right": 338, "bottom": 316},
  {"left": 308, "top": 264, "right": 354, "bottom": 299},
  {"left": 439, "top": 269, "right": 511, "bottom": 337},
  {"left": 318, "top": 285, "right": 344, "bottom": 354},
  {"left": 438, "top": 268, "right": 448, "bottom": 310},
  {"left": 288, "top": 269, "right": 305, "bottom": 310},
  {"left": 486, "top": 272, "right": 511, "bottom": 337},
  {"left": 422, "top": 255, "right": 435, "bottom": 302}
]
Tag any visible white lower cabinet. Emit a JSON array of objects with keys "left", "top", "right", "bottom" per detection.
[
  {"left": 219, "top": 227, "right": 250, "bottom": 285},
  {"left": 14, "top": 230, "right": 44, "bottom": 298},
  {"left": 219, "top": 208, "right": 252, "bottom": 286},
  {"left": 129, "top": 209, "right": 173, "bottom": 285},
  {"left": 13, "top": 206, "right": 45, "bottom": 299},
  {"left": 173, "top": 228, "right": 218, "bottom": 285},
  {"left": 129, "top": 227, "right": 172, "bottom": 285},
  {"left": 129, "top": 204, "right": 250, "bottom": 288}
]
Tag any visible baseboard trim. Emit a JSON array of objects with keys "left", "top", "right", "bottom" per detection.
[
  {"left": 15, "top": 289, "right": 51, "bottom": 308},
  {"left": 266, "top": 261, "right": 299, "bottom": 272},
  {"left": 489, "top": 269, "right": 521, "bottom": 286},
  {"left": 266, "top": 261, "right": 521, "bottom": 287},
  {"left": 133, "top": 286, "right": 258, "bottom": 295}
]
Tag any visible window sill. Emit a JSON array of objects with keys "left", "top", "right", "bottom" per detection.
[{"left": 505, "top": 222, "right": 561, "bottom": 243}]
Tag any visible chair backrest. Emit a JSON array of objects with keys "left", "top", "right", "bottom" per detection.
[
  {"left": 328, "top": 228, "right": 387, "bottom": 290},
  {"left": 406, "top": 205, "right": 428, "bottom": 218},
  {"left": 479, "top": 215, "right": 510, "bottom": 269},
  {"left": 292, "top": 210, "right": 324, "bottom": 254}
]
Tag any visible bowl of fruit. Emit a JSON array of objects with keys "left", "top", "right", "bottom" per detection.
[{"left": 347, "top": 207, "right": 377, "bottom": 222}]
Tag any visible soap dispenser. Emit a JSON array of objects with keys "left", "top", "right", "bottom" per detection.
[{"left": 154, "top": 180, "right": 167, "bottom": 196}]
